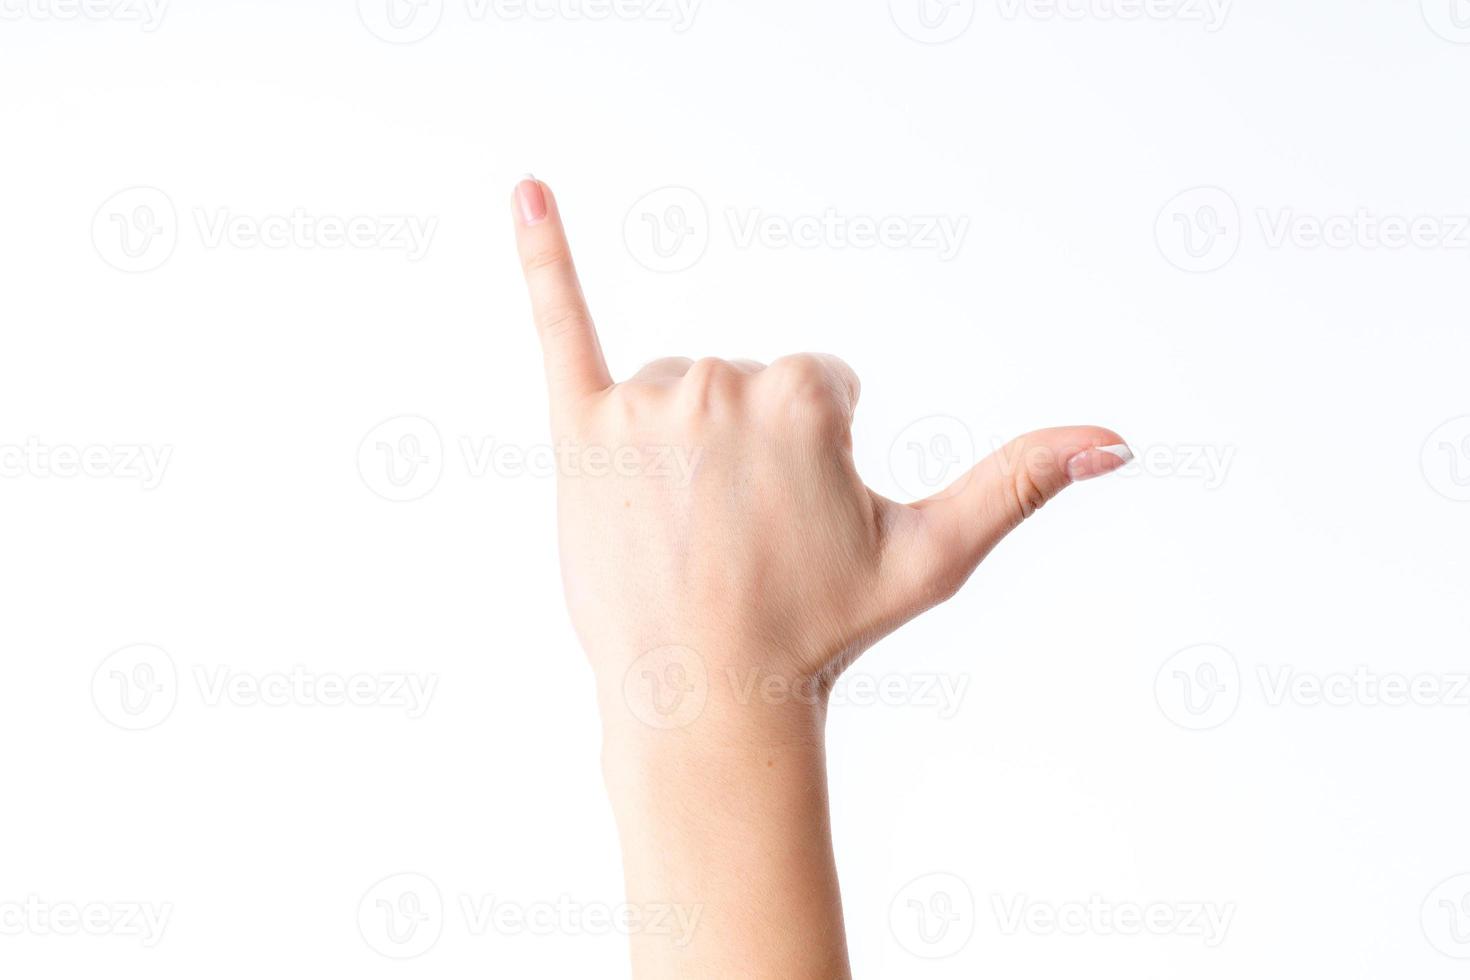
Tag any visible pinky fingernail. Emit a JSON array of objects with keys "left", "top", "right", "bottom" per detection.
[{"left": 516, "top": 175, "right": 548, "bottom": 226}]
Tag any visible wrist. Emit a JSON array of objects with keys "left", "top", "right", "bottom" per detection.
[{"left": 593, "top": 644, "right": 830, "bottom": 746}]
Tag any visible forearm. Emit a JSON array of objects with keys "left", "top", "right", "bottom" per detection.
[{"left": 597, "top": 668, "right": 852, "bottom": 980}]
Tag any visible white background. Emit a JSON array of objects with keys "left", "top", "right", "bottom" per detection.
[{"left": 3, "top": 0, "right": 1469, "bottom": 976}]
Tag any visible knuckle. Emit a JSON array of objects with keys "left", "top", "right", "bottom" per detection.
[
  {"left": 678, "top": 357, "right": 742, "bottom": 415},
  {"left": 683, "top": 357, "right": 735, "bottom": 391},
  {"left": 766, "top": 353, "right": 858, "bottom": 421},
  {"left": 819, "top": 353, "right": 857, "bottom": 382},
  {"left": 770, "top": 359, "right": 827, "bottom": 403},
  {"left": 832, "top": 362, "right": 860, "bottom": 405},
  {"left": 769, "top": 354, "right": 825, "bottom": 386},
  {"left": 765, "top": 359, "right": 848, "bottom": 432}
]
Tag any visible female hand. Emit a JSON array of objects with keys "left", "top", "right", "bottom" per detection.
[{"left": 513, "top": 175, "right": 1130, "bottom": 979}]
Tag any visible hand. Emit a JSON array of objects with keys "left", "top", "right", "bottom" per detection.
[
  {"left": 512, "top": 175, "right": 1131, "bottom": 979},
  {"left": 513, "top": 176, "right": 1131, "bottom": 735}
]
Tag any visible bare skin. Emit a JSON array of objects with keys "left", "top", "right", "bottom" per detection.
[{"left": 511, "top": 176, "right": 1131, "bottom": 979}]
